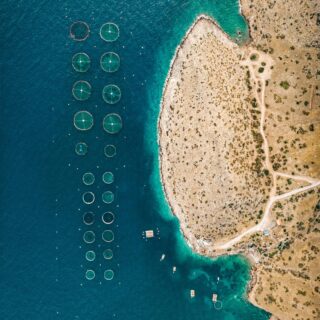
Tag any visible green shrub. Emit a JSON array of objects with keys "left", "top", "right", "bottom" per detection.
[{"left": 280, "top": 81, "right": 290, "bottom": 89}]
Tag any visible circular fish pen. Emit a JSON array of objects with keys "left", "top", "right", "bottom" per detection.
[
  {"left": 72, "top": 81, "right": 91, "bottom": 101},
  {"left": 100, "top": 52, "right": 120, "bottom": 73},
  {"left": 104, "top": 269, "right": 114, "bottom": 280},
  {"left": 102, "top": 172, "right": 114, "bottom": 184},
  {"left": 85, "top": 269, "right": 95, "bottom": 280},
  {"left": 214, "top": 301, "right": 223, "bottom": 311},
  {"left": 70, "top": 21, "right": 90, "bottom": 41},
  {"left": 82, "top": 172, "right": 95, "bottom": 185},
  {"left": 74, "top": 111, "right": 94, "bottom": 131},
  {"left": 102, "top": 191, "right": 114, "bottom": 204},
  {"left": 102, "top": 212, "right": 115, "bottom": 225},
  {"left": 83, "top": 231, "right": 95, "bottom": 244},
  {"left": 103, "top": 114, "right": 122, "bottom": 134},
  {"left": 82, "top": 191, "right": 95, "bottom": 204},
  {"left": 85, "top": 250, "right": 96, "bottom": 262},
  {"left": 103, "top": 249, "right": 113, "bottom": 260},
  {"left": 72, "top": 52, "right": 90, "bottom": 72},
  {"left": 100, "top": 23, "right": 119, "bottom": 42},
  {"left": 102, "top": 230, "right": 114, "bottom": 242},
  {"left": 104, "top": 144, "right": 116, "bottom": 158},
  {"left": 102, "top": 85, "right": 121, "bottom": 104},
  {"left": 75, "top": 142, "right": 88, "bottom": 156},
  {"left": 83, "top": 212, "right": 95, "bottom": 225}
]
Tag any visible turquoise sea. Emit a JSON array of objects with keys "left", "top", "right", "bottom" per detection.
[{"left": 0, "top": 0, "right": 270, "bottom": 319}]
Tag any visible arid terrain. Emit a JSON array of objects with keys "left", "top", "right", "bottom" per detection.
[{"left": 158, "top": 0, "right": 320, "bottom": 319}]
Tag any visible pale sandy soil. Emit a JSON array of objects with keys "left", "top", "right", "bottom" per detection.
[
  {"left": 245, "top": 187, "right": 320, "bottom": 320},
  {"left": 159, "top": 16, "right": 271, "bottom": 250},
  {"left": 275, "top": 176, "right": 309, "bottom": 196},
  {"left": 158, "top": 0, "right": 320, "bottom": 319}
]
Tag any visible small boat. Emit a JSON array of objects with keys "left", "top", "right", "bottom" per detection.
[
  {"left": 190, "top": 290, "right": 195, "bottom": 298},
  {"left": 145, "top": 230, "right": 154, "bottom": 238},
  {"left": 160, "top": 254, "right": 165, "bottom": 261}
]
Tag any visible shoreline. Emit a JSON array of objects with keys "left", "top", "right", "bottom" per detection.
[
  {"left": 156, "top": 0, "right": 320, "bottom": 318},
  {"left": 156, "top": 11, "right": 262, "bottom": 312},
  {"left": 157, "top": 13, "right": 251, "bottom": 254},
  {"left": 157, "top": 14, "right": 209, "bottom": 255}
]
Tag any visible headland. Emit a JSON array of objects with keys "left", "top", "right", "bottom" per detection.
[{"left": 158, "top": 0, "right": 320, "bottom": 318}]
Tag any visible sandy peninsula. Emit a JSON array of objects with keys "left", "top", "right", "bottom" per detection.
[{"left": 158, "top": 0, "right": 320, "bottom": 319}]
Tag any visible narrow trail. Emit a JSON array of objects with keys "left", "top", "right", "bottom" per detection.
[
  {"left": 274, "top": 172, "right": 318, "bottom": 184},
  {"left": 216, "top": 51, "right": 320, "bottom": 250},
  {"left": 218, "top": 180, "right": 320, "bottom": 250}
]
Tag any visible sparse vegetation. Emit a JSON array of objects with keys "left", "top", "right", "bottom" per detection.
[
  {"left": 280, "top": 80, "right": 290, "bottom": 89},
  {"left": 250, "top": 54, "right": 258, "bottom": 61}
]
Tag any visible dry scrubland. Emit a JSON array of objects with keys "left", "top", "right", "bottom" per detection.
[
  {"left": 158, "top": 0, "right": 320, "bottom": 319},
  {"left": 159, "top": 19, "right": 272, "bottom": 247},
  {"left": 245, "top": 187, "right": 320, "bottom": 320}
]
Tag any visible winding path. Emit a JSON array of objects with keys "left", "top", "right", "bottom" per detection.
[{"left": 216, "top": 51, "right": 320, "bottom": 250}]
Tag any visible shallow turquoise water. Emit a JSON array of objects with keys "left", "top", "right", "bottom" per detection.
[{"left": 0, "top": 0, "right": 269, "bottom": 319}]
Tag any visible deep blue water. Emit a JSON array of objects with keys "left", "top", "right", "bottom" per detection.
[{"left": 0, "top": 0, "right": 270, "bottom": 319}]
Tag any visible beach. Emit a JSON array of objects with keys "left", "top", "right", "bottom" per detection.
[{"left": 158, "top": 0, "right": 320, "bottom": 318}]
